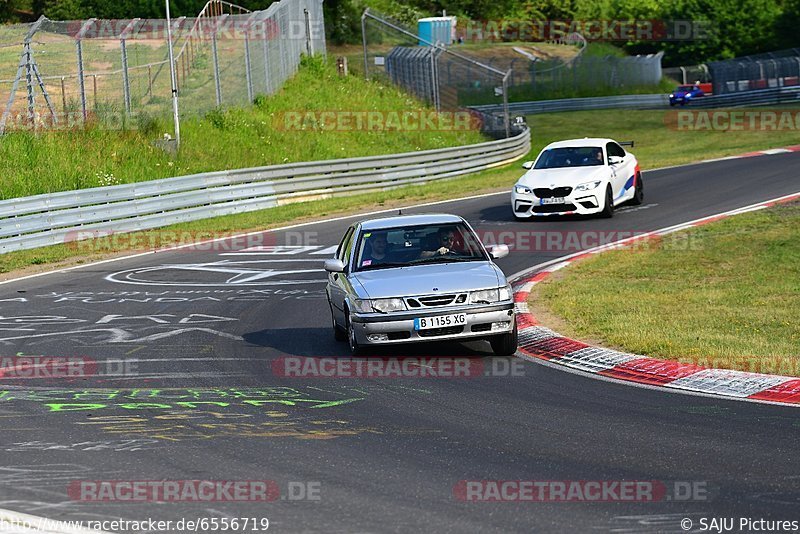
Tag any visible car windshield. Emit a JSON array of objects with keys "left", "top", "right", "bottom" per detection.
[
  {"left": 354, "top": 222, "right": 488, "bottom": 271},
  {"left": 534, "top": 147, "right": 604, "bottom": 169},
  {"left": 676, "top": 86, "right": 694, "bottom": 92}
]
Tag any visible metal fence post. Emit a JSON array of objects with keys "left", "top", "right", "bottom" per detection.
[
  {"left": 361, "top": 9, "right": 369, "bottom": 79},
  {"left": 502, "top": 70, "right": 510, "bottom": 138},
  {"left": 61, "top": 77, "right": 67, "bottom": 113},
  {"left": 119, "top": 19, "right": 138, "bottom": 115},
  {"left": 244, "top": 13, "right": 256, "bottom": 102},
  {"left": 211, "top": 15, "right": 226, "bottom": 106},
  {"left": 75, "top": 19, "right": 95, "bottom": 123},
  {"left": 121, "top": 39, "right": 131, "bottom": 113},
  {"left": 304, "top": 8, "right": 313, "bottom": 55},
  {"left": 262, "top": 19, "right": 271, "bottom": 94}
]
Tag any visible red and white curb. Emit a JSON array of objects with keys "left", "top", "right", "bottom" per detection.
[{"left": 511, "top": 191, "right": 800, "bottom": 406}]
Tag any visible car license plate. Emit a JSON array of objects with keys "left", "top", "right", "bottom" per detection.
[
  {"left": 414, "top": 313, "right": 467, "bottom": 330},
  {"left": 541, "top": 197, "right": 565, "bottom": 205}
]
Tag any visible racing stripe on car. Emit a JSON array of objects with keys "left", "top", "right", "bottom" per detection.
[{"left": 512, "top": 182, "right": 800, "bottom": 406}]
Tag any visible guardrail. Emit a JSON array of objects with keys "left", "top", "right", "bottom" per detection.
[
  {"left": 0, "top": 127, "right": 530, "bottom": 254},
  {"left": 472, "top": 86, "right": 800, "bottom": 117},
  {"left": 470, "top": 94, "right": 668, "bottom": 115},
  {"left": 689, "top": 86, "right": 800, "bottom": 108}
]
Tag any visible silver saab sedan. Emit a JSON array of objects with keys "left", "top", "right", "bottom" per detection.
[{"left": 324, "top": 213, "right": 517, "bottom": 356}]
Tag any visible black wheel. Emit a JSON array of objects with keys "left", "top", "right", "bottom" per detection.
[
  {"left": 631, "top": 172, "right": 644, "bottom": 205},
  {"left": 345, "top": 310, "right": 366, "bottom": 356},
  {"left": 331, "top": 303, "right": 347, "bottom": 342},
  {"left": 599, "top": 185, "right": 615, "bottom": 218},
  {"left": 490, "top": 320, "right": 518, "bottom": 356}
]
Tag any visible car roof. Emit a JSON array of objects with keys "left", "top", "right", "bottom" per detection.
[
  {"left": 543, "top": 138, "right": 619, "bottom": 150},
  {"left": 359, "top": 213, "right": 464, "bottom": 231}
]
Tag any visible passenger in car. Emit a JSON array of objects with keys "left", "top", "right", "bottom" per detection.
[{"left": 361, "top": 232, "right": 389, "bottom": 267}]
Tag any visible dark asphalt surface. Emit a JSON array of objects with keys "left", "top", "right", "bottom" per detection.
[{"left": 0, "top": 153, "right": 799, "bottom": 533}]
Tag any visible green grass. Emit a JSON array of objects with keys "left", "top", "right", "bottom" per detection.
[
  {"left": 525, "top": 108, "right": 800, "bottom": 169},
  {"left": 532, "top": 202, "right": 800, "bottom": 375},
  {"left": 3, "top": 100, "right": 800, "bottom": 279},
  {"left": 0, "top": 55, "right": 485, "bottom": 199}
]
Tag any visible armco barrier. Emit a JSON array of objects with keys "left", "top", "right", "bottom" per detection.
[
  {"left": 471, "top": 86, "right": 800, "bottom": 117},
  {"left": 689, "top": 86, "right": 800, "bottom": 108},
  {"left": 0, "top": 127, "right": 530, "bottom": 254},
  {"left": 471, "top": 94, "right": 668, "bottom": 115}
]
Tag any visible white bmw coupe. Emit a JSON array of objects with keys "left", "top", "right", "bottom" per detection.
[{"left": 511, "top": 138, "right": 643, "bottom": 219}]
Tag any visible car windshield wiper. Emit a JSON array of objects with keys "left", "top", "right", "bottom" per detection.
[
  {"left": 357, "top": 262, "right": 409, "bottom": 271},
  {"left": 410, "top": 256, "right": 481, "bottom": 265}
]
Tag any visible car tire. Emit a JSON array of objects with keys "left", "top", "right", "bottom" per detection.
[
  {"left": 631, "top": 172, "right": 644, "bottom": 205},
  {"left": 345, "top": 309, "right": 366, "bottom": 357},
  {"left": 599, "top": 185, "right": 614, "bottom": 218},
  {"left": 330, "top": 303, "right": 347, "bottom": 342},
  {"left": 490, "top": 320, "right": 518, "bottom": 356}
]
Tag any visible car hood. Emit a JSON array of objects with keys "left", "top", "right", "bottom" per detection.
[
  {"left": 353, "top": 261, "right": 503, "bottom": 299},
  {"left": 518, "top": 167, "right": 606, "bottom": 188}
]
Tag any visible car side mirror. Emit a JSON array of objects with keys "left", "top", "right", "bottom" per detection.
[
  {"left": 324, "top": 259, "right": 345, "bottom": 273},
  {"left": 521, "top": 161, "right": 534, "bottom": 170},
  {"left": 487, "top": 244, "right": 509, "bottom": 259},
  {"left": 608, "top": 155, "right": 623, "bottom": 165}
]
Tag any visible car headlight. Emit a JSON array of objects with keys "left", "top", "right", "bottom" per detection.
[
  {"left": 352, "top": 298, "right": 407, "bottom": 313},
  {"left": 514, "top": 184, "right": 532, "bottom": 195},
  {"left": 470, "top": 288, "right": 500, "bottom": 304},
  {"left": 371, "top": 298, "right": 407, "bottom": 313},
  {"left": 498, "top": 284, "right": 512, "bottom": 301},
  {"left": 574, "top": 180, "right": 602, "bottom": 192},
  {"left": 669, "top": 94, "right": 674, "bottom": 98},
  {"left": 470, "top": 286, "right": 512, "bottom": 304}
]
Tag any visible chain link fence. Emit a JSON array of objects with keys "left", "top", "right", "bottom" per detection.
[
  {"left": 708, "top": 48, "right": 800, "bottom": 95},
  {"left": 663, "top": 64, "right": 711, "bottom": 84},
  {"left": 0, "top": 0, "right": 325, "bottom": 133},
  {"left": 358, "top": 11, "right": 664, "bottom": 137}
]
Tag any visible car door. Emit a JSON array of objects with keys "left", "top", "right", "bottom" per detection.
[
  {"left": 606, "top": 142, "right": 636, "bottom": 203},
  {"left": 327, "top": 225, "right": 356, "bottom": 322}
]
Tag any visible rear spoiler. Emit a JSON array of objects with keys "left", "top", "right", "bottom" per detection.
[{"left": 619, "top": 141, "right": 635, "bottom": 148}]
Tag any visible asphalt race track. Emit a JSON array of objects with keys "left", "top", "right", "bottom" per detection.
[{"left": 0, "top": 153, "right": 799, "bottom": 533}]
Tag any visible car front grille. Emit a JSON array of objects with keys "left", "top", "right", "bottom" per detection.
[
  {"left": 534, "top": 187, "right": 573, "bottom": 198},
  {"left": 418, "top": 326, "right": 464, "bottom": 337},
  {"left": 532, "top": 203, "right": 577, "bottom": 214},
  {"left": 407, "top": 294, "right": 468, "bottom": 308}
]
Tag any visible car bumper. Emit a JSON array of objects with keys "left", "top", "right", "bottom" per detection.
[
  {"left": 350, "top": 303, "right": 515, "bottom": 345},
  {"left": 511, "top": 190, "right": 603, "bottom": 217}
]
